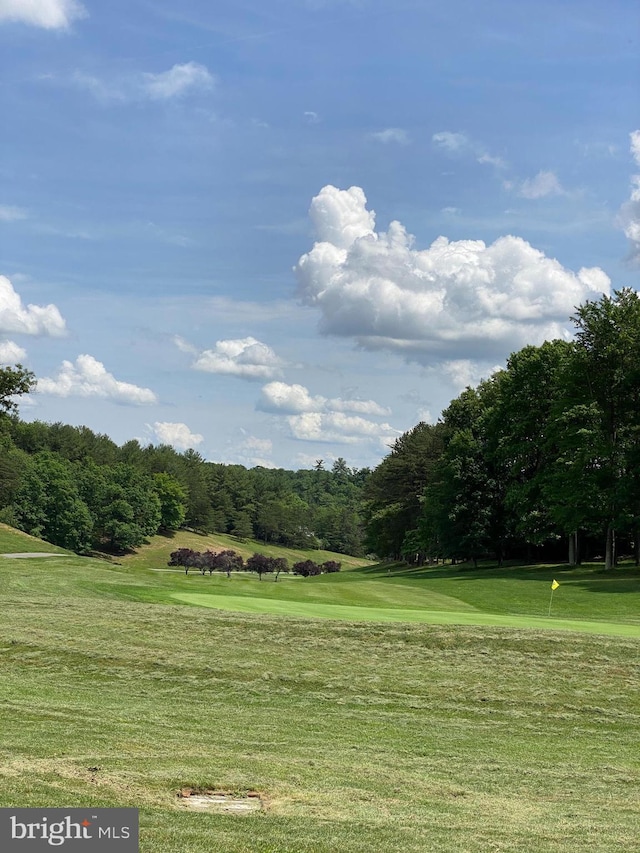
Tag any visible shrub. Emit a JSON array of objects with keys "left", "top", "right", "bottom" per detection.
[{"left": 292, "top": 559, "right": 321, "bottom": 577}]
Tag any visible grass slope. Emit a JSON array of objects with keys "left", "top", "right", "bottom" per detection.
[
  {"left": 0, "top": 523, "right": 71, "bottom": 555},
  {"left": 120, "top": 529, "right": 374, "bottom": 572},
  {"left": 0, "top": 529, "right": 639, "bottom": 852}
]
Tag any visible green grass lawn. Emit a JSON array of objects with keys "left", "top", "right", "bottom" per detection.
[
  {"left": 0, "top": 529, "right": 639, "bottom": 852},
  {"left": 0, "top": 522, "right": 71, "bottom": 555}
]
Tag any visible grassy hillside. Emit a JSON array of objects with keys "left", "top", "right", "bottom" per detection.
[
  {"left": 0, "top": 522, "right": 72, "bottom": 555},
  {"left": 119, "top": 528, "right": 373, "bottom": 571},
  {"left": 0, "top": 531, "right": 639, "bottom": 852}
]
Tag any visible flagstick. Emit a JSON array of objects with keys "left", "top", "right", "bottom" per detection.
[{"left": 548, "top": 588, "right": 555, "bottom": 617}]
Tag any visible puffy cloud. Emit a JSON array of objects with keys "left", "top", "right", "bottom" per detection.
[
  {"left": 287, "top": 411, "right": 400, "bottom": 446},
  {"left": 142, "top": 62, "right": 215, "bottom": 100},
  {"left": 370, "top": 128, "right": 410, "bottom": 145},
  {"left": 258, "top": 381, "right": 390, "bottom": 416},
  {"left": 0, "top": 0, "right": 86, "bottom": 29},
  {"left": 192, "top": 337, "right": 283, "bottom": 381},
  {"left": 0, "top": 205, "right": 27, "bottom": 221},
  {"left": 0, "top": 275, "right": 66, "bottom": 337},
  {"left": 631, "top": 130, "right": 640, "bottom": 165},
  {"left": 416, "top": 408, "right": 434, "bottom": 424},
  {"left": 37, "top": 355, "right": 157, "bottom": 405},
  {"left": 259, "top": 381, "right": 322, "bottom": 413},
  {"left": 441, "top": 359, "right": 502, "bottom": 391},
  {"left": 620, "top": 130, "right": 640, "bottom": 261},
  {"left": 308, "top": 184, "right": 375, "bottom": 250},
  {"left": 295, "top": 185, "right": 610, "bottom": 364},
  {"left": 0, "top": 340, "right": 27, "bottom": 362},
  {"left": 258, "top": 379, "right": 397, "bottom": 448},
  {"left": 149, "top": 421, "right": 203, "bottom": 450},
  {"left": 330, "top": 397, "right": 390, "bottom": 416},
  {"left": 516, "top": 170, "right": 566, "bottom": 199}
]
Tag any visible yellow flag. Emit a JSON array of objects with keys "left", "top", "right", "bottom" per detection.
[{"left": 551, "top": 579, "right": 560, "bottom": 590}]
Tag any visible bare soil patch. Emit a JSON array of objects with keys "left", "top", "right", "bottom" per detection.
[{"left": 178, "top": 787, "right": 264, "bottom": 813}]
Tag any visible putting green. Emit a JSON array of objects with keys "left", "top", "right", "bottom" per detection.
[{"left": 172, "top": 593, "right": 640, "bottom": 637}]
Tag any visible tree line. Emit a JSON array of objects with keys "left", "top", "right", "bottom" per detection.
[
  {"left": 3, "top": 288, "right": 636, "bottom": 567},
  {"left": 364, "top": 289, "right": 640, "bottom": 569},
  {"left": 168, "top": 547, "right": 341, "bottom": 580},
  {"left": 0, "top": 377, "right": 369, "bottom": 554}
]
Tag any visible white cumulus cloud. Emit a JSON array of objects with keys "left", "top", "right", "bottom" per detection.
[
  {"left": 287, "top": 411, "right": 400, "bottom": 446},
  {"left": 620, "top": 130, "right": 640, "bottom": 261},
  {"left": 259, "top": 381, "right": 323, "bottom": 413},
  {"left": 0, "top": 275, "right": 66, "bottom": 337},
  {"left": 295, "top": 185, "right": 610, "bottom": 364},
  {"left": 441, "top": 359, "right": 502, "bottom": 391},
  {"left": 258, "top": 381, "right": 390, "bottom": 416},
  {"left": 0, "top": 0, "right": 86, "bottom": 29},
  {"left": 37, "top": 355, "right": 157, "bottom": 405},
  {"left": 192, "top": 337, "right": 284, "bottom": 381},
  {"left": 0, "top": 340, "right": 27, "bottom": 362},
  {"left": 149, "top": 421, "right": 203, "bottom": 450}
]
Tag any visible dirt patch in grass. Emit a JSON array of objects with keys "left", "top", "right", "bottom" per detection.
[{"left": 178, "top": 787, "right": 265, "bottom": 813}]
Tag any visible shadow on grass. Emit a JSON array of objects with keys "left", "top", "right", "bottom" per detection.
[{"left": 350, "top": 560, "right": 640, "bottom": 593}]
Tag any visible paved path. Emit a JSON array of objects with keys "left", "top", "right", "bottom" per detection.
[{"left": 1, "top": 552, "right": 64, "bottom": 558}]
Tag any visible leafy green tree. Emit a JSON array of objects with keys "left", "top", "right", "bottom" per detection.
[
  {"left": 0, "top": 435, "right": 27, "bottom": 514},
  {"left": 181, "top": 449, "right": 215, "bottom": 531},
  {"left": 364, "top": 422, "right": 445, "bottom": 558},
  {"left": 421, "top": 429, "right": 494, "bottom": 566},
  {"left": 153, "top": 472, "right": 188, "bottom": 530},
  {"left": 547, "top": 290, "right": 640, "bottom": 568},
  {"left": 229, "top": 510, "right": 253, "bottom": 540},
  {"left": 487, "top": 341, "right": 571, "bottom": 557},
  {"left": 0, "top": 364, "right": 35, "bottom": 416},
  {"left": 11, "top": 453, "right": 93, "bottom": 551},
  {"left": 76, "top": 461, "right": 160, "bottom": 552}
]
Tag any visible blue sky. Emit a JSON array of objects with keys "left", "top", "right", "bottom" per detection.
[{"left": 1, "top": 0, "right": 639, "bottom": 470}]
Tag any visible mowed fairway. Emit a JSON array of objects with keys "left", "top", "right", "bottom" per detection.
[{"left": 0, "top": 529, "right": 639, "bottom": 852}]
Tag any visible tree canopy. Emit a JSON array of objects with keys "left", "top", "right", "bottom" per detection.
[{"left": 366, "top": 289, "right": 640, "bottom": 569}]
